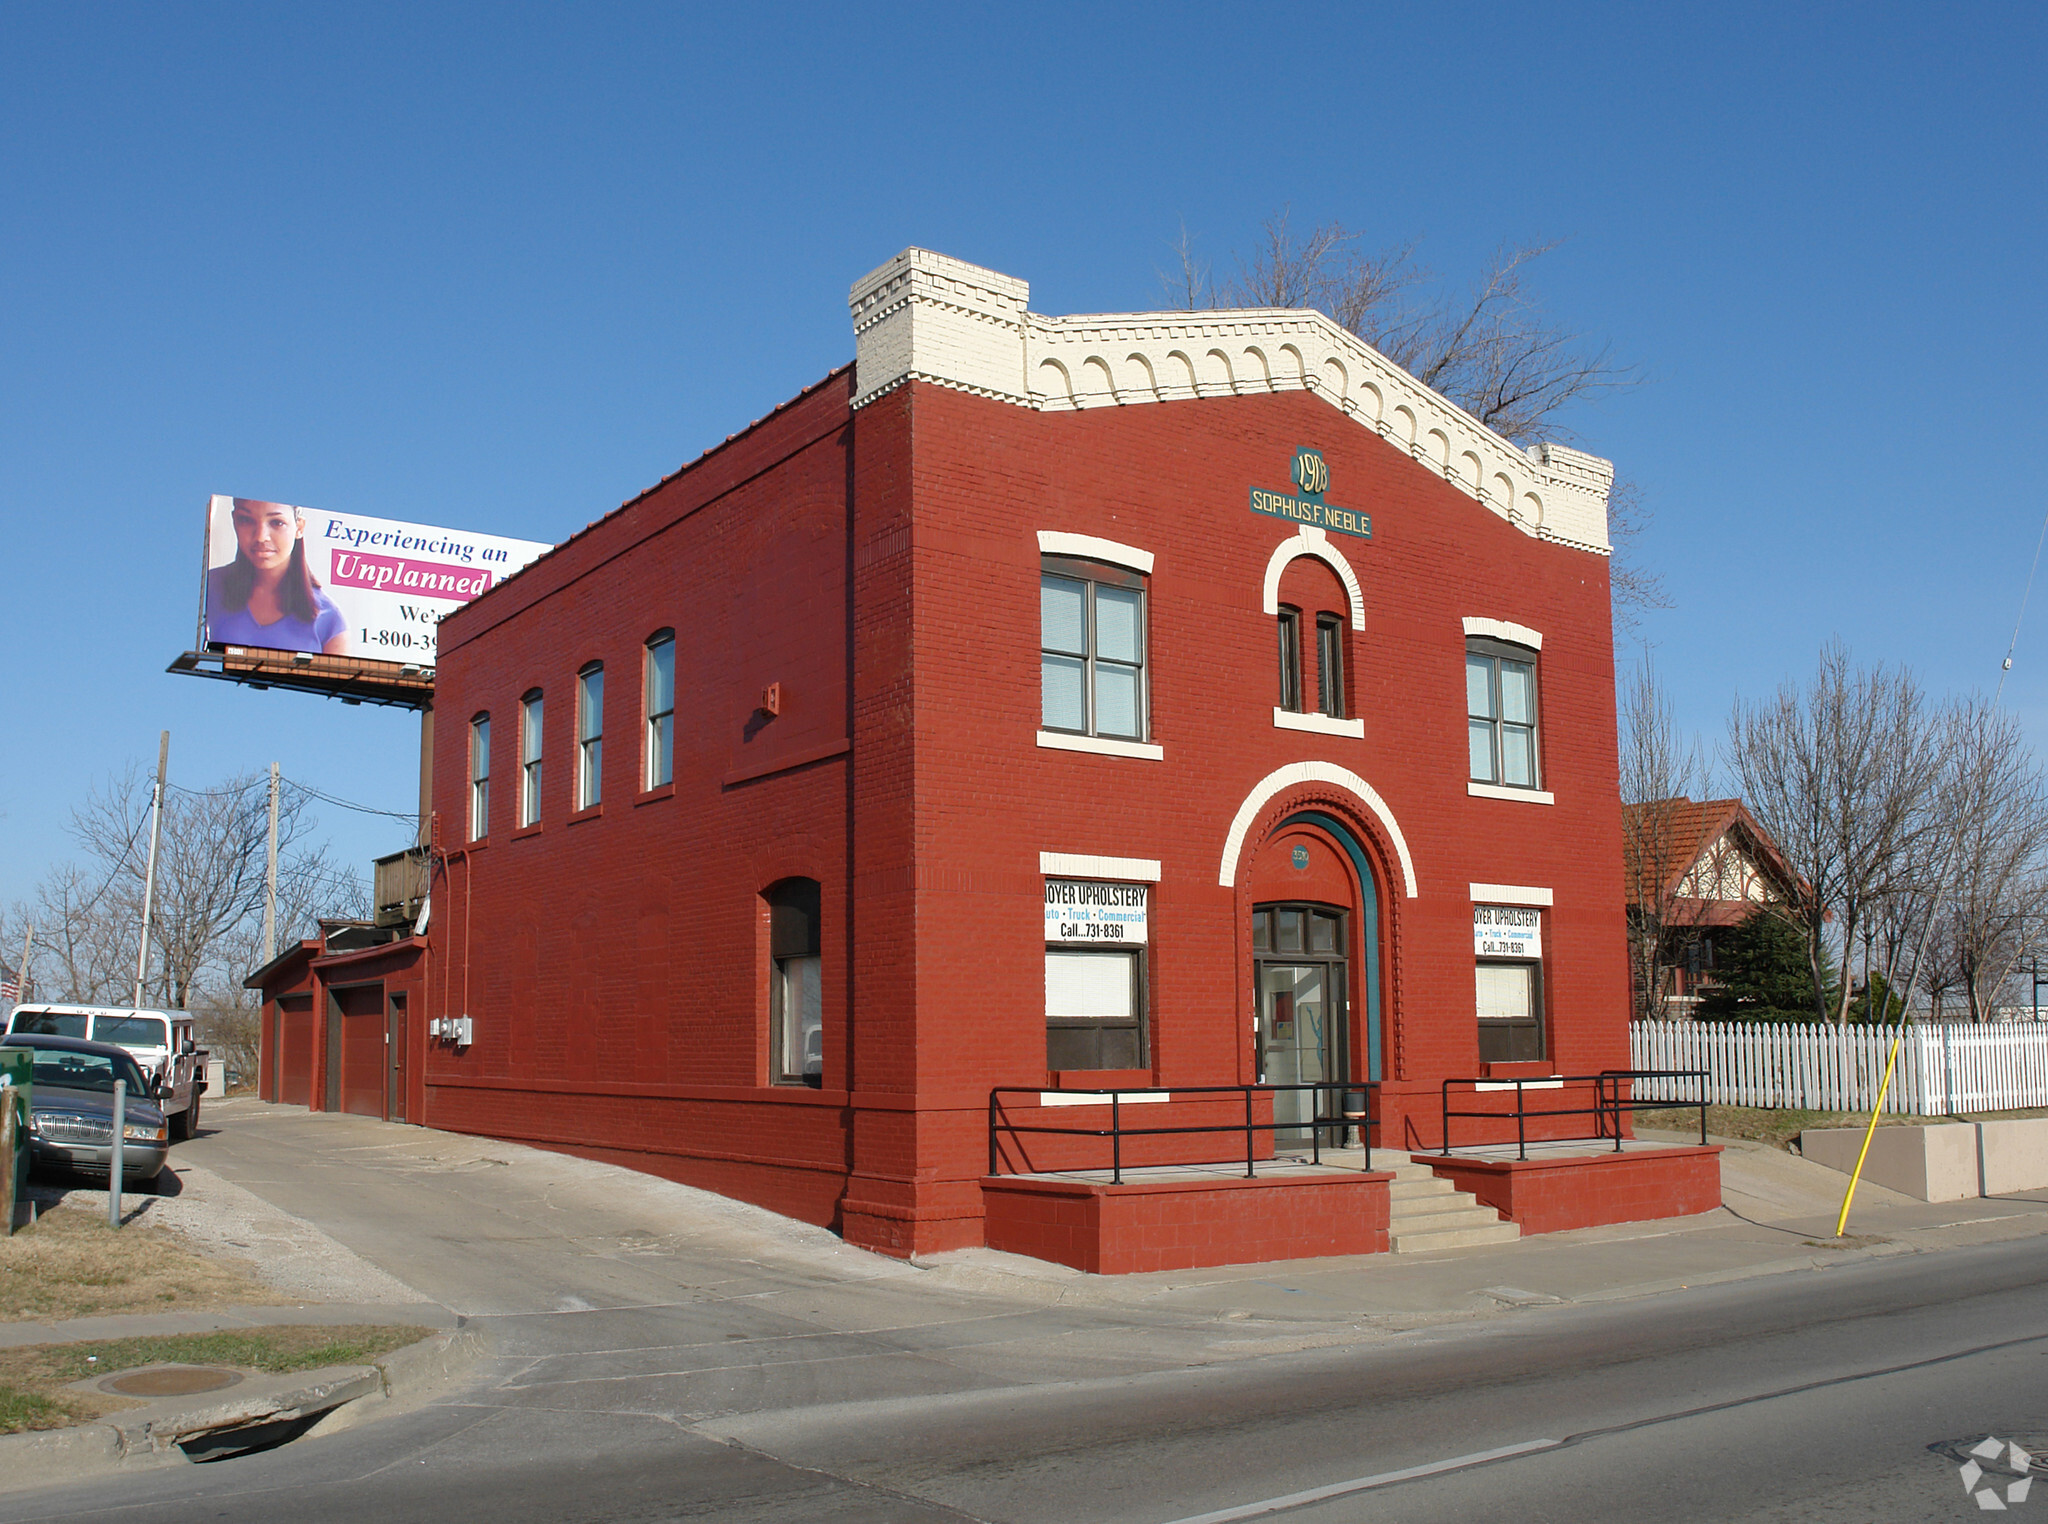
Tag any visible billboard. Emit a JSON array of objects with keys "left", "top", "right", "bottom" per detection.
[{"left": 201, "top": 496, "right": 552, "bottom": 666}]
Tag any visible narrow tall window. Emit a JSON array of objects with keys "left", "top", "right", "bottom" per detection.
[
  {"left": 1277, "top": 607, "right": 1303, "bottom": 713},
  {"left": 577, "top": 663, "right": 604, "bottom": 809},
  {"left": 519, "top": 690, "right": 544, "bottom": 827},
  {"left": 1467, "top": 641, "right": 1539, "bottom": 788},
  {"left": 768, "top": 878, "right": 823, "bottom": 1086},
  {"left": 468, "top": 715, "right": 490, "bottom": 840},
  {"left": 1316, "top": 614, "right": 1346, "bottom": 718},
  {"left": 644, "top": 632, "right": 675, "bottom": 789}
]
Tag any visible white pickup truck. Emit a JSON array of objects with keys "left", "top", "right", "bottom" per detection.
[{"left": 2, "top": 1004, "right": 208, "bottom": 1140}]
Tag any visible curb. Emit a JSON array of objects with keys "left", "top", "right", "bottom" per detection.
[{"left": 0, "top": 1326, "right": 486, "bottom": 1493}]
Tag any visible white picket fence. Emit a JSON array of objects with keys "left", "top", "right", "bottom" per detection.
[{"left": 1630, "top": 1019, "right": 2048, "bottom": 1115}]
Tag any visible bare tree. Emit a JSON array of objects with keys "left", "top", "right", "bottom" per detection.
[
  {"left": 1928, "top": 698, "right": 2048, "bottom": 1020},
  {"left": 1167, "top": 213, "right": 1656, "bottom": 624},
  {"left": 1169, "top": 211, "right": 1637, "bottom": 447},
  {"left": 1618, "top": 658, "right": 1709, "bottom": 1018},
  {"left": 1605, "top": 480, "right": 1669, "bottom": 635},
  {"left": 1727, "top": 642, "right": 1950, "bottom": 1027},
  {"left": 13, "top": 766, "right": 369, "bottom": 1012}
]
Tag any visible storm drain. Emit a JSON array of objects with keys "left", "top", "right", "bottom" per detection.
[{"left": 98, "top": 1366, "right": 244, "bottom": 1398}]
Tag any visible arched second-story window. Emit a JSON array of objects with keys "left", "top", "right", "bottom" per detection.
[
  {"left": 577, "top": 662, "right": 604, "bottom": 809},
  {"left": 644, "top": 631, "right": 675, "bottom": 789},
  {"left": 467, "top": 713, "right": 490, "bottom": 841},
  {"left": 519, "top": 689, "right": 544, "bottom": 827},
  {"left": 1276, "top": 606, "right": 1303, "bottom": 713}
]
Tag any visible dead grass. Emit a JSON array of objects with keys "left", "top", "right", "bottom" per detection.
[
  {"left": 0, "top": 1207, "right": 274, "bottom": 1322},
  {"left": 1637, "top": 1104, "right": 2048, "bottom": 1152},
  {"left": 0, "top": 1324, "right": 428, "bottom": 1434}
]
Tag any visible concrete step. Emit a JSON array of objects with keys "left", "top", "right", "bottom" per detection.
[
  {"left": 1389, "top": 1218, "right": 1523, "bottom": 1253},
  {"left": 1387, "top": 1175, "right": 1463, "bottom": 1201},
  {"left": 1384, "top": 1166, "right": 1519, "bottom": 1253},
  {"left": 1390, "top": 1197, "right": 1501, "bottom": 1227},
  {"left": 1322, "top": 1152, "right": 1520, "bottom": 1251}
]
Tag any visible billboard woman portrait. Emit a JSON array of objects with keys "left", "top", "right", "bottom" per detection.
[{"left": 205, "top": 499, "right": 350, "bottom": 655}]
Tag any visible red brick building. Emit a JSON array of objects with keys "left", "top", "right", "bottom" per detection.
[{"left": 257, "top": 249, "right": 1702, "bottom": 1262}]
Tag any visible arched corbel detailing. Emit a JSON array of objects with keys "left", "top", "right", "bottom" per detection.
[
  {"left": 1080, "top": 355, "right": 1117, "bottom": 404},
  {"left": 1035, "top": 357, "right": 1074, "bottom": 402},
  {"left": 1260, "top": 526, "right": 1365, "bottom": 631},
  {"left": 1218, "top": 761, "right": 1418, "bottom": 896}
]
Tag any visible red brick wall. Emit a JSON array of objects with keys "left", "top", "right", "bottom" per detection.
[
  {"left": 982, "top": 1172, "right": 1392, "bottom": 1273},
  {"left": 409, "top": 368, "right": 1633, "bottom": 1257},
  {"left": 1418, "top": 1146, "right": 1723, "bottom": 1233},
  {"left": 902, "top": 382, "right": 1629, "bottom": 1202}
]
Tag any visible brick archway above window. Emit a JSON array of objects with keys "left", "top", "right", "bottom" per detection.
[
  {"left": 1218, "top": 761, "right": 1417, "bottom": 896},
  {"left": 1260, "top": 528, "right": 1364, "bottom": 631}
]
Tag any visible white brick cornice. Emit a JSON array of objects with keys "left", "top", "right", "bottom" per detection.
[{"left": 849, "top": 248, "right": 1615, "bottom": 555}]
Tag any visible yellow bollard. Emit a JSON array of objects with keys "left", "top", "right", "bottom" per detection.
[{"left": 1835, "top": 1026, "right": 1907, "bottom": 1238}]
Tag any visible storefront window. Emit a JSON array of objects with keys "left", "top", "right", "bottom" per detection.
[{"left": 1045, "top": 877, "right": 1149, "bottom": 1070}]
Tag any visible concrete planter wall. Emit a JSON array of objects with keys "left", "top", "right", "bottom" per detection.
[{"left": 1799, "top": 1117, "right": 2048, "bottom": 1201}]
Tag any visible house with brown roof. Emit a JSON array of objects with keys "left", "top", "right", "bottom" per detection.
[{"left": 1622, "top": 796, "right": 1805, "bottom": 1018}]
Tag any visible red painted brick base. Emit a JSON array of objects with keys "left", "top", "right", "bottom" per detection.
[
  {"left": 980, "top": 1172, "right": 1392, "bottom": 1274},
  {"left": 1412, "top": 1146, "right": 1723, "bottom": 1234}
]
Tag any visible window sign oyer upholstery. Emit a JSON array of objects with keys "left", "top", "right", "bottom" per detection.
[
  {"left": 1474, "top": 904, "right": 1542, "bottom": 959},
  {"left": 201, "top": 495, "right": 551, "bottom": 664},
  {"left": 1045, "top": 880, "right": 1149, "bottom": 944}
]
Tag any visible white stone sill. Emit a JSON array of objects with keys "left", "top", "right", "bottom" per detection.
[
  {"left": 1272, "top": 707, "right": 1365, "bottom": 738},
  {"left": 1469, "top": 782, "right": 1555, "bottom": 805},
  {"left": 1037, "top": 731, "right": 1164, "bottom": 761}
]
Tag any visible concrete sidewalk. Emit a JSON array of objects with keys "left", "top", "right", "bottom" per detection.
[
  {"left": 156, "top": 1099, "right": 2048, "bottom": 1336},
  {"left": 9, "top": 1098, "right": 2047, "bottom": 1500}
]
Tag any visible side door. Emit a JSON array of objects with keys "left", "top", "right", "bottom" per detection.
[{"left": 171, "top": 1021, "right": 199, "bottom": 1112}]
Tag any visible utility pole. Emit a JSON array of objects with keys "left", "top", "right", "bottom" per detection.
[
  {"left": 262, "top": 762, "right": 281, "bottom": 965},
  {"left": 14, "top": 925, "right": 29, "bottom": 1004},
  {"left": 133, "top": 731, "right": 169, "bottom": 1009}
]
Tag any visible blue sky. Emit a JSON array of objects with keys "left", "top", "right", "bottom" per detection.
[{"left": 4, "top": 3, "right": 2045, "bottom": 909}]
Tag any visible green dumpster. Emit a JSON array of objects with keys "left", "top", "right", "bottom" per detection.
[{"left": 0, "top": 1046, "right": 29, "bottom": 1223}]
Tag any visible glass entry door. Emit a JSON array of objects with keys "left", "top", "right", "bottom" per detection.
[{"left": 1253, "top": 904, "right": 1350, "bottom": 1145}]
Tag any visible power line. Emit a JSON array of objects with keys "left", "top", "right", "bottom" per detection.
[
  {"left": 289, "top": 782, "right": 418, "bottom": 826},
  {"left": 167, "top": 775, "right": 415, "bottom": 826},
  {"left": 1995, "top": 502, "right": 2048, "bottom": 706}
]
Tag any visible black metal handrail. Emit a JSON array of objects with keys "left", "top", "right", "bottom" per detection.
[
  {"left": 1438, "top": 1068, "right": 1709, "bottom": 1161},
  {"left": 989, "top": 1082, "right": 1378, "bottom": 1185}
]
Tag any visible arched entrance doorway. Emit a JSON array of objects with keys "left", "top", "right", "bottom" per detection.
[{"left": 1244, "top": 810, "right": 1384, "bottom": 1143}]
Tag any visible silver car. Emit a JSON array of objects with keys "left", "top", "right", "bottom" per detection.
[{"left": 0, "top": 1034, "right": 170, "bottom": 1188}]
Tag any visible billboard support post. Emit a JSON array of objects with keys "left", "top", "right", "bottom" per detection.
[
  {"left": 134, "top": 732, "right": 168, "bottom": 1009},
  {"left": 418, "top": 708, "right": 434, "bottom": 847}
]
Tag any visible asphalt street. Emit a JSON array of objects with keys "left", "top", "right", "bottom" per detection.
[{"left": 3, "top": 1102, "right": 2044, "bottom": 1522}]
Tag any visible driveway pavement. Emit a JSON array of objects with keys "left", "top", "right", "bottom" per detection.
[
  {"left": 169, "top": 1100, "right": 2048, "bottom": 1346},
  {"left": 6, "top": 1098, "right": 2047, "bottom": 1521}
]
